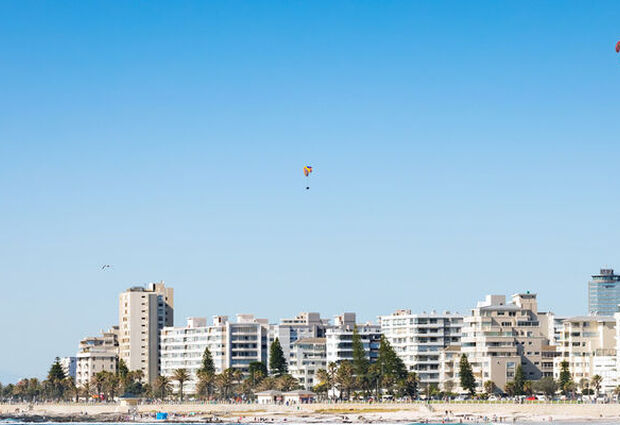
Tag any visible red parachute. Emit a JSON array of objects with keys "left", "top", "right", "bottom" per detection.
[{"left": 616, "top": 40, "right": 620, "bottom": 53}]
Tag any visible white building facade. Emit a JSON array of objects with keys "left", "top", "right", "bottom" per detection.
[
  {"left": 379, "top": 309, "right": 463, "bottom": 387},
  {"left": 326, "top": 313, "right": 381, "bottom": 364},
  {"left": 75, "top": 327, "right": 119, "bottom": 387},
  {"left": 288, "top": 337, "right": 326, "bottom": 390}
]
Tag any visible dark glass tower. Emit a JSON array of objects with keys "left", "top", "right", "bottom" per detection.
[{"left": 588, "top": 268, "right": 620, "bottom": 316}]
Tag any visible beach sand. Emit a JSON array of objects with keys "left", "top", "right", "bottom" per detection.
[{"left": 2, "top": 402, "right": 620, "bottom": 423}]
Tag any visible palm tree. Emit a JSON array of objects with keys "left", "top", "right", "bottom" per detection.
[
  {"left": 153, "top": 375, "right": 172, "bottom": 400},
  {"left": 591, "top": 375, "right": 603, "bottom": 398},
  {"left": 172, "top": 369, "right": 190, "bottom": 401},
  {"left": 80, "top": 382, "right": 91, "bottom": 401},
  {"left": 443, "top": 379, "right": 455, "bottom": 395},
  {"left": 91, "top": 372, "right": 106, "bottom": 400},
  {"left": 216, "top": 368, "right": 236, "bottom": 400},
  {"left": 316, "top": 364, "right": 336, "bottom": 398},
  {"left": 104, "top": 372, "right": 119, "bottom": 400},
  {"left": 196, "top": 370, "right": 216, "bottom": 400},
  {"left": 275, "top": 374, "right": 299, "bottom": 391},
  {"left": 483, "top": 380, "right": 496, "bottom": 395},
  {"left": 63, "top": 377, "right": 79, "bottom": 402},
  {"left": 579, "top": 378, "right": 590, "bottom": 394}
]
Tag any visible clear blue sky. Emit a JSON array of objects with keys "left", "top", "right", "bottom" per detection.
[{"left": 1, "top": 1, "right": 620, "bottom": 383}]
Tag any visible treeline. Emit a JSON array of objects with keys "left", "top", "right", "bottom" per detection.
[
  {"left": 313, "top": 329, "right": 421, "bottom": 400},
  {"left": 457, "top": 355, "right": 612, "bottom": 399},
  {"left": 1, "top": 332, "right": 426, "bottom": 403}
]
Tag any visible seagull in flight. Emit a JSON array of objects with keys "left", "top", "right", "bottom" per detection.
[{"left": 101, "top": 264, "right": 111, "bottom": 270}]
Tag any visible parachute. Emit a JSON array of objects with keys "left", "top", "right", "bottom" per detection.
[
  {"left": 616, "top": 40, "right": 620, "bottom": 53},
  {"left": 303, "top": 165, "right": 313, "bottom": 189}
]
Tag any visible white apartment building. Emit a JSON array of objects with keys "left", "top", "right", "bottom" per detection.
[
  {"left": 227, "top": 314, "right": 270, "bottom": 373},
  {"left": 118, "top": 282, "right": 173, "bottom": 384},
  {"left": 160, "top": 317, "right": 213, "bottom": 394},
  {"left": 288, "top": 337, "right": 326, "bottom": 390},
  {"left": 326, "top": 313, "right": 381, "bottom": 364},
  {"left": 379, "top": 309, "right": 463, "bottom": 387},
  {"left": 271, "top": 312, "right": 328, "bottom": 367},
  {"left": 442, "top": 293, "right": 553, "bottom": 393},
  {"left": 160, "top": 314, "right": 270, "bottom": 394},
  {"left": 75, "top": 327, "right": 119, "bottom": 387},
  {"left": 60, "top": 356, "right": 77, "bottom": 381},
  {"left": 554, "top": 316, "right": 616, "bottom": 393},
  {"left": 593, "top": 353, "right": 617, "bottom": 395}
]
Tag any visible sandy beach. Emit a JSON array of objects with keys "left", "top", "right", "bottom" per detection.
[{"left": 2, "top": 402, "right": 620, "bottom": 423}]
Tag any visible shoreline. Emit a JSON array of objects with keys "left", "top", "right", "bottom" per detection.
[{"left": 2, "top": 402, "right": 620, "bottom": 423}]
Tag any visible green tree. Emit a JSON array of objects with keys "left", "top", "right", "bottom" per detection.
[
  {"left": 483, "top": 380, "right": 496, "bottom": 395},
  {"left": 275, "top": 374, "right": 299, "bottom": 391},
  {"left": 373, "top": 336, "right": 407, "bottom": 396},
  {"left": 116, "top": 359, "right": 130, "bottom": 395},
  {"left": 398, "top": 372, "right": 419, "bottom": 399},
  {"left": 199, "top": 347, "right": 215, "bottom": 375},
  {"left": 117, "top": 359, "right": 129, "bottom": 380},
  {"left": 513, "top": 365, "right": 525, "bottom": 395},
  {"left": 63, "top": 377, "right": 79, "bottom": 402},
  {"left": 91, "top": 371, "right": 106, "bottom": 400},
  {"left": 47, "top": 357, "right": 67, "bottom": 400},
  {"left": 591, "top": 375, "right": 603, "bottom": 398},
  {"left": 558, "top": 361, "right": 573, "bottom": 395},
  {"left": 124, "top": 369, "right": 145, "bottom": 396},
  {"left": 443, "top": 379, "right": 455, "bottom": 395},
  {"left": 351, "top": 327, "right": 371, "bottom": 394},
  {"left": 423, "top": 383, "right": 439, "bottom": 399},
  {"left": 335, "top": 360, "right": 355, "bottom": 401},
  {"left": 269, "top": 338, "right": 288, "bottom": 376},
  {"left": 172, "top": 369, "right": 190, "bottom": 401},
  {"left": 316, "top": 362, "right": 338, "bottom": 399},
  {"left": 153, "top": 375, "right": 172, "bottom": 400},
  {"left": 534, "top": 377, "right": 558, "bottom": 397},
  {"left": 196, "top": 369, "right": 216, "bottom": 400},
  {"left": 216, "top": 368, "right": 241, "bottom": 400},
  {"left": 505, "top": 381, "right": 516, "bottom": 396},
  {"left": 458, "top": 354, "right": 476, "bottom": 396},
  {"left": 248, "top": 361, "right": 268, "bottom": 387}
]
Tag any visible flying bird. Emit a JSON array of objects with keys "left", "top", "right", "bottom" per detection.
[{"left": 101, "top": 264, "right": 111, "bottom": 270}]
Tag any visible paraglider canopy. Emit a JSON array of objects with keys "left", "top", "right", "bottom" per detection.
[
  {"left": 303, "top": 165, "right": 313, "bottom": 190},
  {"left": 616, "top": 40, "right": 620, "bottom": 53}
]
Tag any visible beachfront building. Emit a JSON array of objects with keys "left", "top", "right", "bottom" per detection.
[
  {"left": 288, "top": 337, "right": 327, "bottom": 390},
  {"left": 160, "top": 314, "right": 270, "bottom": 392},
  {"left": 225, "top": 314, "right": 270, "bottom": 373},
  {"left": 379, "top": 309, "right": 463, "bottom": 388},
  {"left": 75, "top": 327, "right": 119, "bottom": 387},
  {"left": 118, "top": 282, "right": 174, "bottom": 384},
  {"left": 160, "top": 317, "right": 212, "bottom": 394},
  {"left": 541, "top": 344, "right": 559, "bottom": 378},
  {"left": 441, "top": 293, "right": 554, "bottom": 393},
  {"left": 60, "top": 356, "right": 77, "bottom": 381},
  {"left": 593, "top": 352, "right": 617, "bottom": 395},
  {"left": 588, "top": 268, "right": 620, "bottom": 316},
  {"left": 553, "top": 315, "right": 616, "bottom": 393},
  {"left": 270, "top": 312, "right": 329, "bottom": 368},
  {"left": 548, "top": 315, "right": 566, "bottom": 346},
  {"left": 326, "top": 313, "right": 381, "bottom": 364}
]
